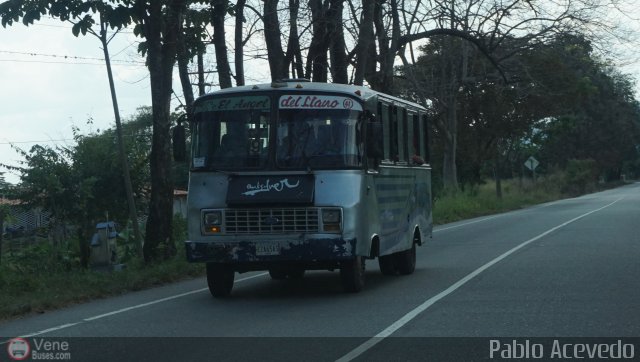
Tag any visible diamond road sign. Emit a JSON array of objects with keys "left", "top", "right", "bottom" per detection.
[{"left": 525, "top": 156, "right": 539, "bottom": 171}]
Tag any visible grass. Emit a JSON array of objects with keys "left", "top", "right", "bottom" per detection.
[
  {"left": 0, "top": 245, "right": 204, "bottom": 321},
  {"left": 433, "top": 175, "right": 565, "bottom": 225}
]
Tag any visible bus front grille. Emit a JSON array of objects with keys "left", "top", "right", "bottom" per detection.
[{"left": 225, "top": 208, "right": 320, "bottom": 234}]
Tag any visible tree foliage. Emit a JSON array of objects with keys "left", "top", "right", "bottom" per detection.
[
  {"left": 398, "top": 32, "right": 640, "bottom": 193},
  {"left": 4, "top": 109, "right": 164, "bottom": 266}
]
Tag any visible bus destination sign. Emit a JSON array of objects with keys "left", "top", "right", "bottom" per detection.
[
  {"left": 279, "top": 95, "right": 363, "bottom": 111},
  {"left": 195, "top": 96, "right": 271, "bottom": 112}
]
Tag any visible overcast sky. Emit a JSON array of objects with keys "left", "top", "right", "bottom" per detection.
[{"left": 0, "top": 19, "right": 153, "bottom": 184}]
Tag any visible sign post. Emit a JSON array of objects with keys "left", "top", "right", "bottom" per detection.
[{"left": 524, "top": 156, "right": 539, "bottom": 183}]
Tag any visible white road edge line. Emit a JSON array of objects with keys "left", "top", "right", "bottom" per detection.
[
  {"left": 1, "top": 272, "right": 269, "bottom": 343},
  {"left": 82, "top": 288, "right": 210, "bottom": 322},
  {"left": 336, "top": 197, "right": 624, "bottom": 362}
]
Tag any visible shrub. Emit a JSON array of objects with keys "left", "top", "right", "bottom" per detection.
[{"left": 562, "top": 159, "right": 599, "bottom": 195}]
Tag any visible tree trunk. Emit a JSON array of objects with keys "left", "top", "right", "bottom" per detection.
[
  {"left": 440, "top": 33, "right": 461, "bottom": 191},
  {"left": 495, "top": 152, "right": 503, "bottom": 200},
  {"left": 306, "top": 0, "right": 330, "bottom": 82},
  {"left": 442, "top": 81, "right": 459, "bottom": 191},
  {"left": 263, "top": 0, "right": 288, "bottom": 81},
  {"left": 234, "top": 0, "right": 246, "bottom": 86},
  {"left": 77, "top": 212, "right": 91, "bottom": 269},
  {"left": 212, "top": 0, "right": 233, "bottom": 89},
  {"left": 285, "top": 0, "right": 304, "bottom": 78},
  {"left": 328, "top": 0, "right": 347, "bottom": 83},
  {"left": 353, "top": 0, "right": 375, "bottom": 85},
  {"left": 0, "top": 212, "right": 3, "bottom": 265},
  {"left": 143, "top": 0, "right": 186, "bottom": 261},
  {"left": 442, "top": 123, "right": 458, "bottom": 191},
  {"left": 197, "top": 52, "right": 206, "bottom": 96},
  {"left": 372, "top": 0, "right": 399, "bottom": 91},
  {"left": 177, "top": 23, "right": 195, "bottom": 116}
]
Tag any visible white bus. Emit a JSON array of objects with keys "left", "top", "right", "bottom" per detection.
[{"left": 176, "top": 80, "right": 432, "bottom": 297}]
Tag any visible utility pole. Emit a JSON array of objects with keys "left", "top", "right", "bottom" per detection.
[{"left": 99, "top": 20, "right": 143, "bottom": 258}]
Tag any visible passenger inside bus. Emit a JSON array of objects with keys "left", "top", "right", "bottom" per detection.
[
  {"left": 216, "top": 125, "right": 248, "bottom": 163},
  {"left": 276, "top": 113, "right": 361, "bottom": 168},
  {"left": 411, "top": 133, "right": 425, "bottom": 165}
]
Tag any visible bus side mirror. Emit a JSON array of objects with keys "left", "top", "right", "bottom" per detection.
[
  {"left": 172, "top": 123, "right": 187, "bottom": 162},
  {"left": 367, "top": 122, "right": 383, "bottom": 160}
]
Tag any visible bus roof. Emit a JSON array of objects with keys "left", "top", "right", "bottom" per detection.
[{"left": 195, "top": 81, "right": 427, "bottom": 112}]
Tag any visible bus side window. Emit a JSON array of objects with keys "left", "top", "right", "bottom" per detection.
[
  {"left": 380, "top": 102, "right": 391, "bottom": 161},
  {"left": 366, "top": 110, "right": 383, "bottom": 164},
  {"left": 399, "top": 108, "right": 408, "bottom": 163},
  {"left": 389, "top": 106, "right": 399, "bottom": 162},
  {"left": 410, "top": 113, "right": 425, "bottom": 165},
  {"left": 421, "top": 113, "right": 430, "bottom": 164}
]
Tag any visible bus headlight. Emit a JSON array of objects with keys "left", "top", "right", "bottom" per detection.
[
  {"left": 202, "top": 210, "right": 222, "bottom": 233},
  {"left": 322, "top": 208, "right": 342, "bottom": 232}
]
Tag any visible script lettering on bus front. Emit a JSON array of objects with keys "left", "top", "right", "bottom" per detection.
[
  {"left": 279, "top": 95, "right": 363, "bottom": 111},
  {"left": 195, "top": 96, "right": 271, "bottom": 112},
  {"left": 242, "top": 178, "right": 301, "bottom": 196}
]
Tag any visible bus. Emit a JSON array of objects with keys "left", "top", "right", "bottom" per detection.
[{"left": 175, "top": 80, "right": 432, "bottom": 297}]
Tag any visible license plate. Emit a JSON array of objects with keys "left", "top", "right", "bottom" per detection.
[{"left": 256, "top": 243, "right": 281, "bottom": 256}]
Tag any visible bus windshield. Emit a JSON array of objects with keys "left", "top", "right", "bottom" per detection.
[
  {"left": 191, "top": 93, "right": 363, "bottom": 171},
  {"left": 191, "top": 95, "right": 271, "bottom": 170},
  {"left": 276, "top": 108, "right": 362, "bottom": 169}
]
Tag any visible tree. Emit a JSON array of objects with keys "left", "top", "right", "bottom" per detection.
[
  {"left": 398, "top": 29, "right": 640, "bottom": 195},
  {"left": 533, "top": 42, "right": 640, "bottom": 180},
  {"left": 0, "top": 203, "right": 7, "bottom": 265},
  {"left": 328, "top": 0, "right": 347, "bottom": 83},
  {"left": 352, "top": 0, "right": 374, "bottom": 85},
  {"left": 0, "top": 0, "right": 145, "bottom": 257},
  {"left": 286, "top": 0, "right": 304, "bottom": 79},
  {"left": 4, "top": 108, "right": 157, "bottom": 266},
  {"left": 263, "top": 0, "right": 288, "bottom": 81},
  {"left": 211, "top": 0, "right": 233, "bottom": 88},
  {"left": 138, "top": 0, "right": 189, "bottom": 261},
  {"left": 0, "top": 173, "right": 10, "bottom": 265},
  {"left": 8, "top": 143, "right": 94, "bottom": 265},
  {"left": 385, "top": 0, "right": 629, "bottom": 190},
  {"left": 1, "top": 0, "right": 192, "bottom": 261}
]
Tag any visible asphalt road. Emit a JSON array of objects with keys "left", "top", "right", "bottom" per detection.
[{"left": 2, "top": 183, "right": 639, "bottom": 361}]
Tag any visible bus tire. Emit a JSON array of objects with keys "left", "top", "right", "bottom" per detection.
[
  {"left": 340, "top": 256, "right": 365, "bottom": 292},
  {"left": 206, "top": 263, "right": 234, "bottom": 298},
  {"left": 378, "top": 254, "right": 397, "bottom": 275},
  {"left": 394, "top": 242, "right": 416, "bottom": 275}
]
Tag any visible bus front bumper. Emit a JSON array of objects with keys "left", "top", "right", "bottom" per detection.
[{"left": 185, "top": 237, "right": 357, "bottom": 269}]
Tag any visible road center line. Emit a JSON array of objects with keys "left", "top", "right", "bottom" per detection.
[
  {"left": 336, "top": 197, "right": 623, "bottom": 362},
  {"left": 2, "top": 272, "right": 269, "bottom": 343}
]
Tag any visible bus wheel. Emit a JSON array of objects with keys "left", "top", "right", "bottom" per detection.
[
  {"left": 378, "top": 254, "right": 397, "bottom": 276},
  {"left": 340, "top": 256, "right": 365, "bottom": 292},
  {"left": 206, "top": 263, "right": 234, "bottom": 298},
  {"left": 394, "top": 242, "right": 416, "bottom": 275}
]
